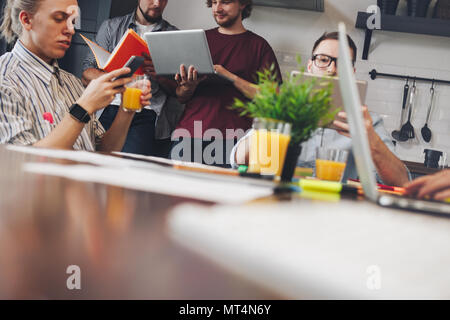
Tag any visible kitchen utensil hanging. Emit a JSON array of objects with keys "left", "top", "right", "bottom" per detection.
[
  {"left": 400, "top": 79, "right": 416, "bottom": 140},
  {"left": 421, "top": 81, "right": 435, "bottom": 143},
  {"left": 392, "top": 78, "right": 410, "bottom": 142}
]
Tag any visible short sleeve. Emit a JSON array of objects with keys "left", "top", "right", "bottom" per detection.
[
  {"left": 371, "top": 112, "right": 395, "bottom": 153},
  {"left": 230, "top": 129, "right": 253, "bottom": 168},
  {"left": 258, "top": 42, "right": 282, "bottom": 83}
]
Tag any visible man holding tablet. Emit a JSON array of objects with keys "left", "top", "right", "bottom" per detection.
[
  {"left": 171, "top": 0, "right": 281, "bottom": 167},
  {"left": 231, "top": 32, "right": 410, "bottom": 187},
  {"left": 82, "top": 0, "right": 181, "bottom": 158}
]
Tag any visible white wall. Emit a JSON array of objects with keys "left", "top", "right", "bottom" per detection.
[{"left": 164, "top": 0, "right": 450, "bottom": 165}]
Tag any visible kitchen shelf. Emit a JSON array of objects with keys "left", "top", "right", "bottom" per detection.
[{"left": 355, "top": 11, "right": 450, "bottom": 60}]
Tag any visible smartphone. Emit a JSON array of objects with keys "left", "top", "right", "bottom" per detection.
[{"left": 115, "top": 56, "right": 145, "bottom": 80}]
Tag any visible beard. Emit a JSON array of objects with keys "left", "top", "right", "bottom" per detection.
[
  {"left": 214, "top": 11, "right": 241, "bottom": 28},
  {"left": 139, "top": 5, "right": 163, "bottom": 24}
]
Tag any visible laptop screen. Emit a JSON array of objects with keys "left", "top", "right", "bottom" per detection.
[{"left": 337, "top": 23, "right": 379, "bottom": 201}]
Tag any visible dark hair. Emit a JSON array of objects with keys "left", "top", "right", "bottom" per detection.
[
  {"left": 312, "top": 31, "right": 358, "bottom": 63},
  {"left": 206, "top": 0, "right": 253, "bottom": 20}
]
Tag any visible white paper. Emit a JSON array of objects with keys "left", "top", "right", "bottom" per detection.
[
  {"left": 8, "top": 145, "right": 161, "bottom": 169},
  {"left": 23, "top": 163, "right": 273, "bottom": 205}
]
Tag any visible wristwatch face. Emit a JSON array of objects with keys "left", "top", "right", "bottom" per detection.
[{"left": 70, "top": 104, "right": 90, "bottom": 123}]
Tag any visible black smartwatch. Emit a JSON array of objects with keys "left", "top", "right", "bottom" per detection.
[{"left": 69, "top": 103, "right": 91, "bottom": 124}]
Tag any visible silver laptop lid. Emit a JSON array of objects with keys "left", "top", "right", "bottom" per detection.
[
  {"left": 337, "top": 23, "right": 379, "bottom": 201},
  {"left": 144, "top": 29, "right": 215, "bottom": 76}
]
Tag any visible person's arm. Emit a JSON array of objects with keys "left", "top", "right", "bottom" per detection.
[
  {"left": 97, "top": 80, "right": 152, "bottom": 152},
  {"left": 332, "top": 106, "right": 409, "bottom": 186},
  {"left": 214, "top": 65, "right": 259, "bottom": 100},
  {"left": 404, "top": 170, "right": 450, "bottom": 201},
  {"left": 214, "top": 42, "right": 282, "bottom": 100},
  {"left": 81, "top": 68, "right": 106, "bottom": 87},
  {"left": 174, "top": 63, "right": 259, "bottom": 103},
  {"left": 33, "top": 68, "right": 133, "bottom": 150},
  {"left": 81, "top": 19, "right": 112, "bottom": 86}
]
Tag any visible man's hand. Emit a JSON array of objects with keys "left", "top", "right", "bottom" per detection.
[
  {"left": 215, "top": 64, "right": 259, "bottom": 99},
  {"left": 332, "top": 105, "right": 374, "bottom": 138},
  {"left": 76, "top": 67, "right": 132, "bottom": 115},
  {"left": 404, "top": 170, "right": 450, "bottom": 201},
  {"left": 214, "top": 64, "right": 236, "bottom": 82},
  {"left": 142, "top": 52, "right": 156, "bottom": 77},
  {"left": 175, "top": 64, "right": 206, "bottom": 102},
  {"left": 138, "top": 78, "right": 152, "bottom": 107}
]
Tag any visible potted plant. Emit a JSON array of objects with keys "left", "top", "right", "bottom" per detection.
[{"left": 231, "top": 62, "right": 336, "bottom": 181}]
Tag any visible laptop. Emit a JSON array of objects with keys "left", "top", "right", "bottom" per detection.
[
  {"left": 144, "top": 29, "right": 232, "bottom": 83},
  {"left": 337, "top": 23, "right": 450, "bottom": 216},
  {"left": 291, "top": 71, "right": 367, "bottom": 129}
]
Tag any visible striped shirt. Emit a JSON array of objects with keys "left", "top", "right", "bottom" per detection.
[{"left": 0, "top": 41, "right": 105, "bottom": 151}]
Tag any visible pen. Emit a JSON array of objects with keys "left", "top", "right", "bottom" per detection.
[{"left": 348, "top": 178, "right": 405, "bottom": 194}]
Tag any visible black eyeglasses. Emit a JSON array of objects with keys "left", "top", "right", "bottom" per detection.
[
  {"left": 312, "top": 54, "right": 338, "bottom": 68},
  {"left": 312, "top": 54, "right": 355, "bottom": 68}
]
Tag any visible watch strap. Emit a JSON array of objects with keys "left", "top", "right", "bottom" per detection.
[{"left": 69, "top": 104, "right": 91, "bottom": 124}]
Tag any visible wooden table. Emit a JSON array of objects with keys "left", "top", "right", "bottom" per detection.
[{"left": 0, "top": 146, "right": 283, "bottom": 299}]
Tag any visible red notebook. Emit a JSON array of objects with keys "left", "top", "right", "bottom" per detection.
[{"left": 80, "top": 29, "right": 150, "bottom": 75}]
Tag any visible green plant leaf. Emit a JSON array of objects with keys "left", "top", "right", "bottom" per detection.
[{"left": 230, "top": 59, "right": 335, "bottom": 146}]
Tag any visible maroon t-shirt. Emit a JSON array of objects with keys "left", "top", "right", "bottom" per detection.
[{"left": 176, "top": 28, "right": 281, "bottom": 139}]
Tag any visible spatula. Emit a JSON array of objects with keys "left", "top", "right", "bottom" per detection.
[
  {"left": 400, "top": 81, "right": 416, "bottom": 140},
  {"left": 392, "top": 80, "right": 409, "bottom": 142},
  {"left": 421, "top": 84, "right": 435, "bottom": 143}
]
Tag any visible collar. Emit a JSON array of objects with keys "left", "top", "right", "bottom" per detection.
[{"left": 12, "top": 41, "right": 62, "bottom": 86}]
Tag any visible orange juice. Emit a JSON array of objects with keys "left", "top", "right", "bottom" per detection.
[
  {"left": 315, "top": 159, "right": 346, "bottom": 181},
  {"left": 249, "top": 130, "right": 291, "bottom": 176},
  {"left": 122, "top": 87, "right": 142, "bottom": 111}
]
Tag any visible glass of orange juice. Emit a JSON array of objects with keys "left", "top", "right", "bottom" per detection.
[
  {"left": 122, "top": 75, "right": 149, "bottom": 112},
  {"left": 315, "top": 148, "right": 349, "bottom": 182},
  {"left": 248, "top": 118, "right": 292, "bottom": 177}
]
